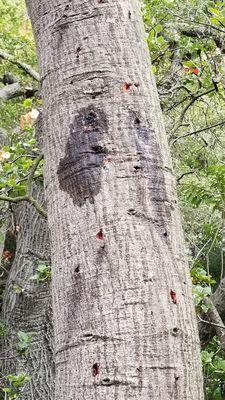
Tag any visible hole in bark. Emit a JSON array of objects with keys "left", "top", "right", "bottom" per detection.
[
  {"left": 91, "top": 145, "right": 108, "bottom": 154},
  {"left": 102, "top": 378, "right": 110, "bottom": 384},
  {"left": 134, "top": 165, "right": 142, "bottom": 171},
  {"left": 163, "top": 231, "right": 168, "bottom": 237},
  {"left": 172, "top": 327, "right": 179, "bottom": 335},
  {"left": 76, "top": 47, "right": 82, "bottom": 58},
  {"left": 75, "top": 265, "right": 80, "bottom": 273},
  {"left": 123, "top": 82, "right": 132, "bottom": 92},
  {"left": 128, "top": 11, "right": 131, "bottom": 19},
  {"left": 175, "top": 376, "right": 179, "bottom": 381},
  {"left": 92, "top": 363, "right": 99, "bottom": 377},
  {"left": 96, "top": 229, "right": 104, "bottom": 240},
  {"left": 128, "top": 209, "right": 136, "bottom": 215},
  {"left": 134, "top": 117, "right": 141, "bottom": 125}
]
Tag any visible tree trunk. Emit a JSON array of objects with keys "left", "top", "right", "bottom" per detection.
[
  {"left": 1, "top": 185, "right": 54, "bottom": 400},
  {"left": 26, "top": 1, "right": 204, "bottom": 399},
  {"left": 0, "top": 111, "right": 54, "bottom": 398}
]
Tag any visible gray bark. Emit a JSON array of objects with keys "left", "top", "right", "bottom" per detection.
[
  {"left": 199, "top": 277, "right": 225, "bottom": 345},
  {"left": 0, "top": 117, "right": 54, "bottom": 398},
  {"left": 0, "top": 82, "right": 22, "bottom": 101},
  {"left": 26, "top": 0, "right": 204, "bottom": 399},
  {"left": 1, "top": 185, "right": 54, "bottom": 400}
]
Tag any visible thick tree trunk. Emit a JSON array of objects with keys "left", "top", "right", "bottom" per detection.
[
  {"left": 26, "top": 1, "right": 204, "bottom": 399},
  {"left": 1, "top": 185, "right": 54, "bottom": 399}
]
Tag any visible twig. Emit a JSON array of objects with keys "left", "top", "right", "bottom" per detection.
[
  {"left": 177, "top": 169, "right": 197, "bottom": 183},
  {"left": 167, "top": 11, "right": 225, "bottom": 34},
  {"left": 171, "top": 119, "right": 225, "bottom": 145},
  {"left": 199, "top": 300, "right": 225, "bottom": 349},
  {"left": 28, "top": 196, "right": 47, "bottom": 218},
  {"left": 170, "top": 88, "right": 216, "bottom": 138},
  {"left": 198, "top": 315, "right": 225, "bottom": 331},
  {"left": 10, "top": 154, "right": 38, "bottom": 163}
]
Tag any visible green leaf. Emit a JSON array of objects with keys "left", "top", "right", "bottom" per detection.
[
  {"left": 217, "top": 359, "right": 225, "bottom": 371},
  {"left": 23, "top": 98, "right": 32, "bottom": 109},
  {"left": 155, "top": 24, "right": 163, "bottom": 32},
  {"left": 208, "top": 7, "right": 220, "bottom": 15}
]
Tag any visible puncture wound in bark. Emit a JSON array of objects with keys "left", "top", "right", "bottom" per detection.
[{"left": 57, "top": 106, "right": 108, "bottom": 207}]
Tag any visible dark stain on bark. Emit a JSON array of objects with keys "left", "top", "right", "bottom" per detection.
[
  {"left": 130, "top": 111, "right": 174, "bottom": 226},
  {"left": 134, "top": 115, "right": 151, "bottom": 143},
  {"left": 57, "top": 106, "right": 108, "bottom": 207}
]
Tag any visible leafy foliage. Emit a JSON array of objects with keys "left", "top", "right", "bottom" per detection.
[
  {"left": 30, "top": 264, "right": 52, "bottom": 284},
  {"left": 3, "top": 372, "right": 29, "bottom": 400},
  {"left": 17, "top": 330, "right": 35, "bottom": 355},
  {"left": 202, "top": 337, "right": 225, "bottom": 399}
]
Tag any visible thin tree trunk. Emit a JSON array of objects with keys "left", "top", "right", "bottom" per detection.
[{"left": 26, "top": 1, "right": 204, "bottom": 398}]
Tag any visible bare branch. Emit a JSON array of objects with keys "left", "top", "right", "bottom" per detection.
[
  {"left": 199, "top": 300, "right": 225, "bottom": 349},
  {"left": 167, "top": 11, "right": 225, "bottom": 34},
  {"left": 0, "top": 49, "right": 40, "bottom": 81},
  {"left": 170, "top": 88, "right": 216, "bottom": 138},
  {"left": 177, "top": 169, "right": 197, "bottom": 183},
  {"left": 171, "top": 119, "right": 225, "bottom": 145},
  {"left": 0, "top": 82, "right": 22, "bottom": 101},
  {"left": 198, "top": 315, "right": 225, "bottom": 331}
]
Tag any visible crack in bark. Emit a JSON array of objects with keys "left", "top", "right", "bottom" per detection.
[{"left": 55, "top": 334, "right": 122, "bottom": 355}]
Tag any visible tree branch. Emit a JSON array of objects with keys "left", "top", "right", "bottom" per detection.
[
  {"left": 167, "top": 11, "right": 225, "bottom": 34},
  {"left": 0, "top": 82, "right": 22, "bottom": 101},
  {"left": 181, "top": 28, "right": 225, "bottom": 52},
  {"left": 0, "top": 49, "right": 40, "bottom": 81},
  {"left": 171, "top": 119, "right": 225, "bottom": 145},
  {"left": 177, "top": 169, "right": 197, "bottom": 183},
  {"left": 199, "top": 278, "right": 225, "bottom": 346},
  {"left": 26, "top": 153, "right": 43, "bottom": 196},
  {"left": 0, "top": 154, "right": 47, "bottom": 218},
  {"left": 199, "top": 300, "right": 225, "bottom": 349},
  {"left": 169, "top": 88, "right": 216, "bottom": 138}
]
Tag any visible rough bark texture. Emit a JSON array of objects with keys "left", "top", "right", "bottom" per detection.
[
  {"left": 1, "top": 186, "right": 54, "bottom": 400},
  {"left": 199, "top": 277, "right": 225, "bottom": 345},
  {"left": 26, "top": 0, "right": 204, "bottom": 399}
]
